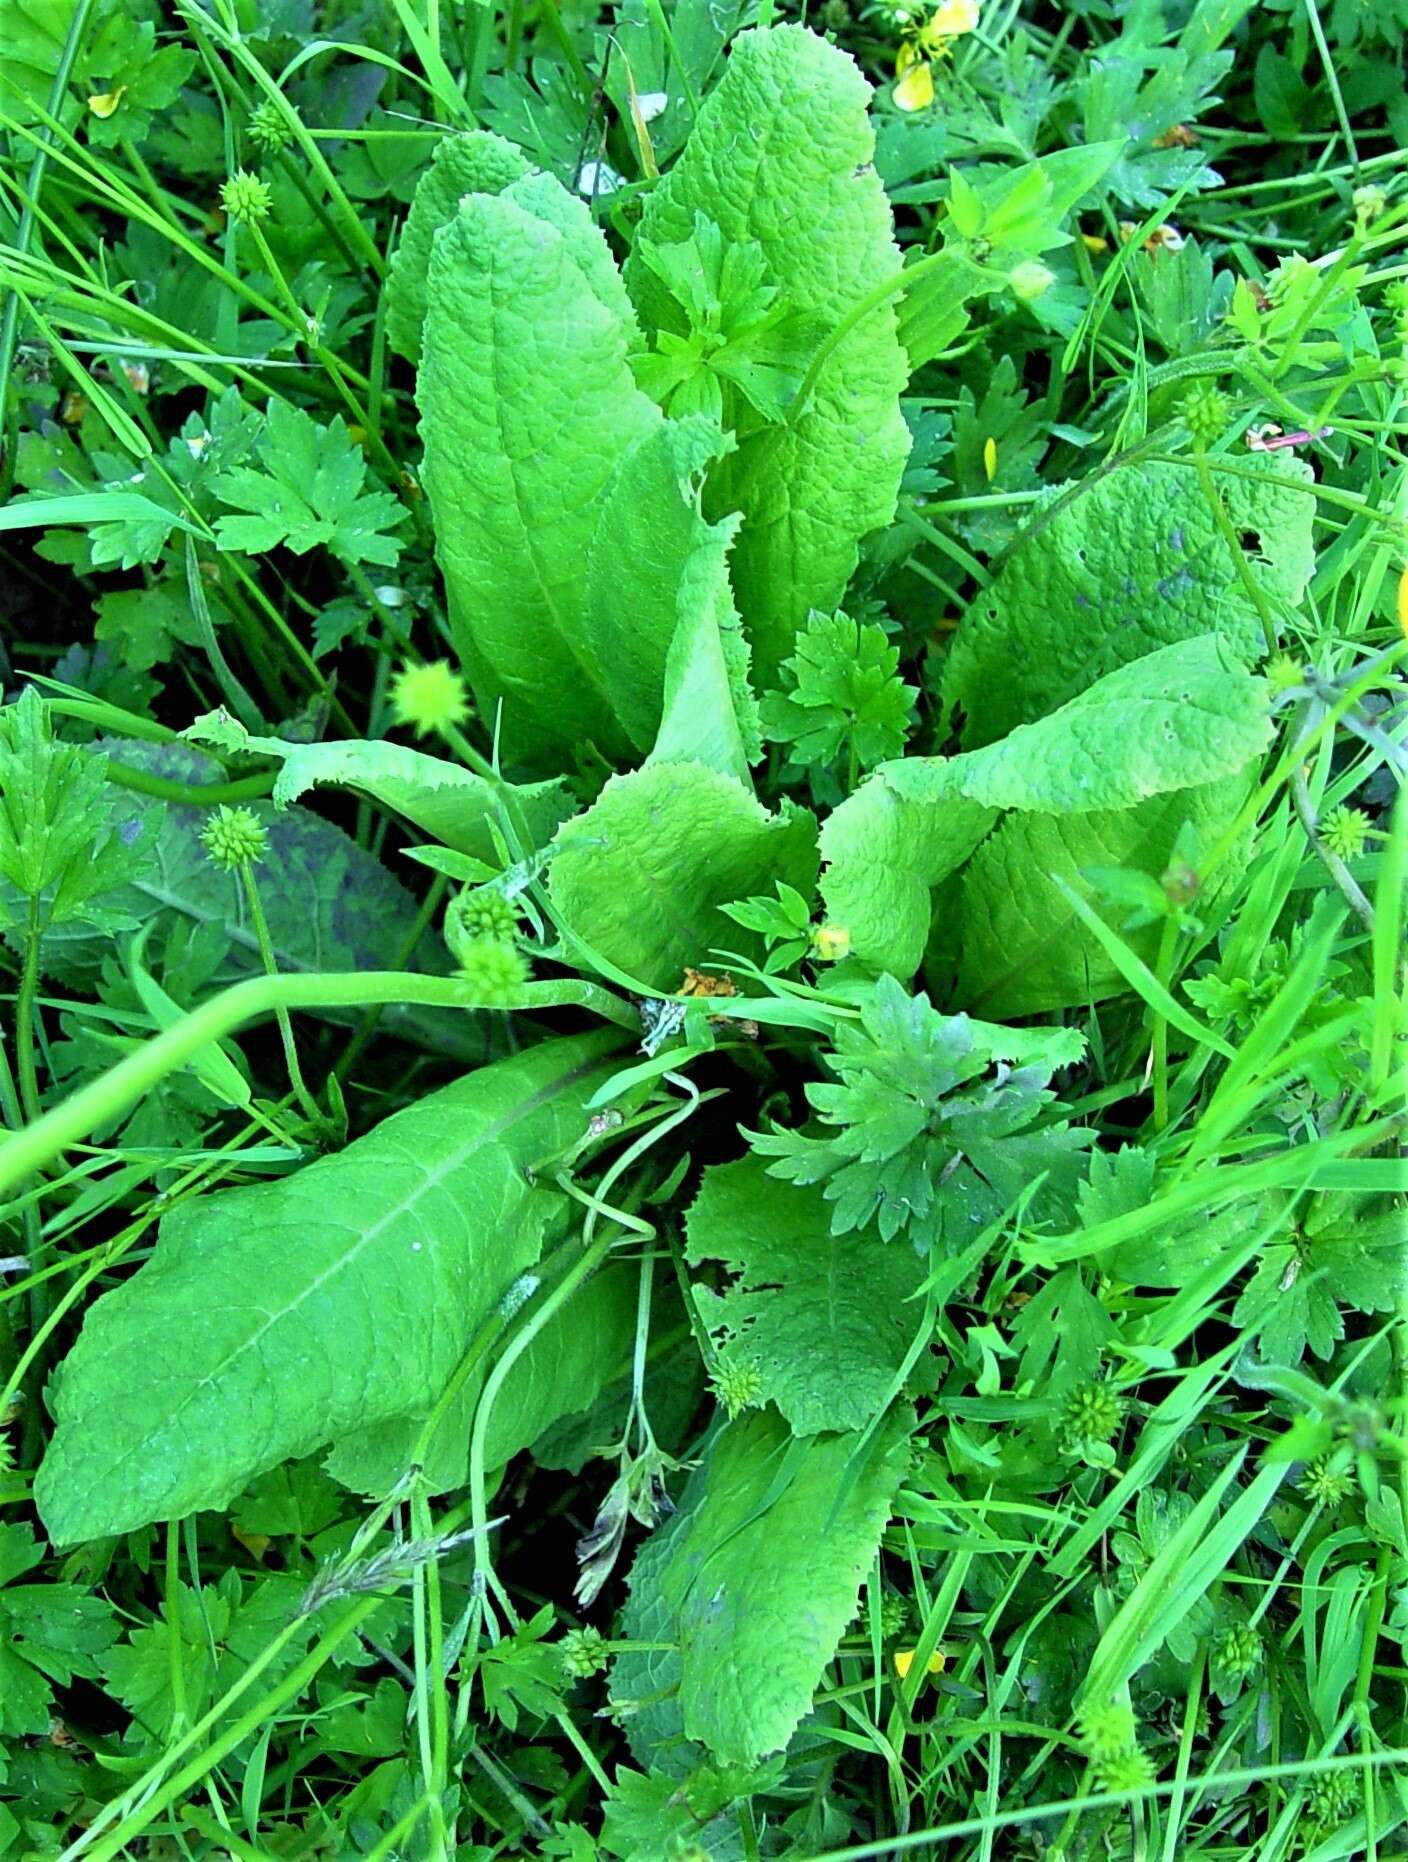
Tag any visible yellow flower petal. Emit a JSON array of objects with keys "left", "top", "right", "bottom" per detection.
[
  {"left": 1398, "top": 565, "right": 1408, "bottom": 641},
  {"left": 895, "top": 1647, "right": 946, "bottom": 1679},
  {"left": 929, "top": 0, "right": 979, "bottom": 35},
  {"left": 983, "top": 436, "right": 998, "bottom": 482},
  {"left": 893, "top": 58, "right": 935, "bottom": 112},
  {"left": 87, "top": 86, "right": 127, "bottom": 119}
]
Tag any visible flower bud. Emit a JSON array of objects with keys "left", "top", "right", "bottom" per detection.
[{"left": 1008, "top": 259, "right": 1056, "bottom": 302}]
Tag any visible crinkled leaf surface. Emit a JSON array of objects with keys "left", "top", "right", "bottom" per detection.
[
  {"left": 613, "top": 1404, "right": 911, "bottom": 1764},
  {"left": 185, "top": 714, "right": 573, "bottom": 862},
  {"left": 646, "top": 511, "right": 760, "bottom": 784},
  {"left": 944, "top": 637, "right": 1271, "bottom": 813},
  {"left": 418, "top": 180, "right": 738, "bottom": 773},
  {"left": 953, "top": 772, "right": 1253, "bottom": 1016},
  {"left": 627, "top": 26, "right": 911, "bottom": 682},
  {"left": 36, "top": 1032, "right": 619, "bottom": 1543},
  {"left": 385, "top": 130, "right": 529, "bottom": 362},
  {"left": 686, "top": 1157, "right": 924, "bottom": 1434},
  {"left": 549, "top": 762, "right": 817, "bottom": 989},
  {"left": 943, "top": 455, "right": 1314, "bottom": 746},
  {"left": 819, "top": 759, "right": 995, "bottom": 977}
]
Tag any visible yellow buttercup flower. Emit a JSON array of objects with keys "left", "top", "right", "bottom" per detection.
[
  {"left": 925, "top": 0, "right": 979, "bottom": 39},
  {"left": 893, "top": 0, "right": 978, "bottom": 112},
  {"left": 893, "top": 42, "right": 935, "bottom": 112}
]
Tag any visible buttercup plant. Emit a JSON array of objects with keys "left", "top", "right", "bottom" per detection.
[{"left": 0, "top": 6, "right": 1402, "bottom": 1858}]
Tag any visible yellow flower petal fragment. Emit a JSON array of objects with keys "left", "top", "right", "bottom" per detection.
[
  {"left": 87, "top": 86, "right": 127, "bottom": 119},
  {"left": 895, "top": 1647, "right": 946, "bottom": 1679},
  {"left": 1398, "top": 565, "right": 1408, "bottom": 641},
  {"left": 893, "top": 56, "right": 935, "bottom": 113},
  {"left": 929, "top": 0, "right": 979, "bottom": 34},
  {"left": 983, "top": 436, "right": 998, "bottom": 481}
]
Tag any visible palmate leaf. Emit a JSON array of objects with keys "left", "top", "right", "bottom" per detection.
[
  {"left": 685, "top": 1157, "right": 925, "bottom": 1434},
  {"left": 35, "top": 1032, "right": 620, "bottom": 1544},
  {"left": 418, "top": 175, "right": 745, "bottom": 774},
  {"left": 752, "top": 975, "right": 1090, "bottom": 1250},
  {"left": 211, "top": 400, "right": 406, "bottom": 569},
  {"left": 0, "top": 1523, "right": 118, "bottom": 1739},
  {"left": 761, "top": 609, "right": 916, "bottom": 776},
  {"left": 0, "top": 688, "right": 158, "bottom": 936},
  {"left": 626, "top": 26, "right": 912, "bottom": 684},
  {"left": 611, "top": 1405, "right": 912, "bottom": 1765},
  {"left": 942, "top": 455, "right": 1314, "bottom": 747}
]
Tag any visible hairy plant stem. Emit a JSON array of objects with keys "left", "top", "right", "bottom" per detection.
[
  {"left": 0, "top": 970, "right": 637, "bottom": 1196},
  {"left": 237, "top": 858, "right": 325, "bottom": 1129}
]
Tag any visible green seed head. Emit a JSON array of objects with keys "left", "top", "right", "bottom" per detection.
[
  {"left": 1213, "top": 1622, "right": 1262, "bottom": 1681},
  {"left": 1305, "top": 1769, "right": 1358, "bottom": 1833},
  {"left": 1301, "top": 1456, "right": 1353, "bottom": 1508},
  {"left": 248, "top": 100, "right": 291, "bottom": 154},
  {"left": 711, "top": 1356, "right": 764, "bottom": 1420},
  {"left": 1093, "top": 1743, "right": 1156, "bottom": 1794},
  {"left": 220, "top": 169, "right": 272, "bottom": 226},
  {"left": 445, "top": 887, "right": 519, "bottom": 965},
  {"left": 389, "top": 660, "right": 470, "bottom": 738},
  {"left": 200, "top": 804, "right": 268, "bottom": 870},
  {"left": 1060, "top": 1380, "right": 1123, "bottom": 1452},
  {"left": 1266, "top": 652, "right": 1305, "bottom": 695},
  {"left": 456, "top": 938, "right": 530, "bottom": 1006},
  {"left": 560, "top": 1624, "right": 609, "bottom": 1678},
  {"left": 1320, "top": 804, "right": 1371, "bottom": 862},
  {"left": 1178, "top": 382, "right": 1230, "bottom": 449},
  {"left": 1078, "top": 1700, "right": 1137, "bottom": 1762},
  {"left": 879, "top": 1593, "right": 909, "bottom": 1639}
]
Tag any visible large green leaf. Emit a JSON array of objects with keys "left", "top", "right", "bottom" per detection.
[
  {"left": 944, "top": 637, "right": 1271, "bottom": 813},
  {"left": 819, "top": 759, "right": 996, "bottom": 978},
  {"left": 418, "top": 180, "right": 738, "bottom": 773},
  {"left": 185, "top": 714, "right": 573, "bottom": 861},
  {"left": 548, "top": 762, "right": 817, "bottom": 989},
  {"left": 942, "top": 455, "right": 1314, "bottom": 747},
  {"left": 36, "top": 1032, "right": 620, "bottom": 1544},
  {"left": 325, "top": 1261, "right": 638, "bottom": 1496},
  {"left": 627, "top": 26, "right": 911, "bottom": 682},
  {"left": 385, "top": 130, "right": 529, "bottom": 363},
  {"left": 952, "top": 772, "right": 1253, "bottom": 1017},
  {"left": 611, "top": 1405, "right": 911, "bottom": 1764},
  {"left": 686, "top": 1157, "right": 924, "bottom": 1434}
]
